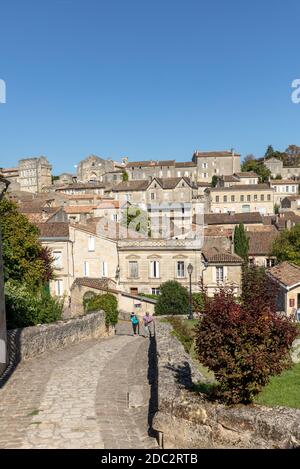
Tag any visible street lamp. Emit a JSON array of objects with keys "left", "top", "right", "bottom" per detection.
[{"left": 187, "top": 263, "right": 193, "bottom": 320}]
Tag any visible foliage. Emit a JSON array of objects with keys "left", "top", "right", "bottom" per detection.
[
  {"left": 83, "top": 290, "right": 96, "bottom": 311},
  {"left": 139, "top": 292, "right": 159, "bottom": 300},
  {"left": 195, "top": 268, "right": 298, "bottom": 405},
  {"left": 211, "top": 175, "right": 218, "bottom": 188},
  {"left": 0, "top": 198, "right": 54, "bottom": 287},
  {"left": 234, "top": 223, "right": 249, "bottom": 262},
  {"left": 263, "top": 144, "right": 300, "bottom": 167},
  {"left": 192, "top": 292, "right": 205, "bottom": 314},
  {"left": 264, "top": 145, "right": 275, "bottom": 158},
  {"left": 272, "top": 224, "right": 300, "bottom": 266},
  {"left": 5, "top": 281, "right": 63, "bottom": 329},
  {"left": 274, "top": 204, "right": 280, "bottom": 214},
  {"left": 122, "top": 171, "right": 129, "bottom": 182},
  {"left": 241, "top": 159, "right": 271, "bottom": 183},
  {"left": 51, "top": 175, "right": 60, "bottom": 183},
  {"left": 155, "top": 280, "right": 189, "bottom": 315},
  {"left": 167, "top": 316, "right": 195, "bottom": 353},
  {"left": 85, "top": 293, "right": 118, "bottom": 326}
]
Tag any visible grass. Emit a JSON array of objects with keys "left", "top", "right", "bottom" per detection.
[
  {"left": 255, "top": 363, "right": 300, "bottom": 409},
  {"left": 27, "top": 409, "right": 40, "bottom": 417},
  {"left": 165, "top": 315, "right": 300, "bottom": 409}
]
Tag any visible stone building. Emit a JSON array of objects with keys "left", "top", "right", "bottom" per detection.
[
  {"left": 37, "top": 222, "right": 119, "bottom": 301},
  {"left": 280, "top": 195, "right": 300, "bottom": 213},
  {"left": 219, "top": 172, "right": 259, "bottom": 187},
  {"left": 267, "top": 262, "right": 300, "bottom": 317},
  {"left": 117, "top": 238, "right": 242, "bottom": 297},
  {"left": 18, "top": 156, "right": 52, "bottom": 193},
  {"left": 192, "top": 150, "right": 241, "bottom": 182},
  {"left": 264, "top": 157, "right": 300, "bottom": 179},
  {"left": 76, "top": 155, "right": 115, "bottom": 182},
  {"left": 125, "top": 149, "right": 241, "bottom": 183},
  {"left": 205, "top": 184, "right": 275, "bottom": 215},
  {"left": 247, "top": 230, "right": 278, "bottom": 267},
  {"left": 269, "top": 179, "right": 299, "bottom": 206}
]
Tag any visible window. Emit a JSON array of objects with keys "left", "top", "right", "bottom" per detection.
[
  {"left": 130, "top": 287, "right": 138, "bottom": 296},
  {"left": 261, "top": 194, "right": 264, "bottom": 201},
  {"left": 150, "top": 260, "right": 160, "bottom": 278},
  {"left": 203, "top": 173, "right": 208, "bottom": 178},
  {"left": 177, "top": 171, "right": 181, "bottom": 177},
  {"left": 254, "top": 194, "right": 258, "bottom": 201},
  {"left": 55, "top": 279, "right": 63, "bottom": 296},
  {"left": 247, "top": 195, "right": 251, "bottom": 202},
  {"left": 101, "top": 261, "right": 108, "bottom": 277},
  {"left": 53, "top": 251, "right": 62, "bottom": 269},
  {"left": 152, "top": 288, "right": 160, "bottom": 295},
  {"left": 216, "top": 196, "right": 219, "bottom": 203},
  {"left": 231, "top": 195, "right": 235, "bottom": 202},
  {"left": 181, "top": 207, "right": 185, "bottom": 214},
  {"left": 216, "top": 266, "right": 224, "bottom": 282},
  {"left": 84, "top": 261, "right": 89, "bottom": 277},
  {"left": 202, "top": 162, "right": 208, "bottom": 169},
  {"left": 292, "top": 186, "right": 296, "bottom": 192},
  {"left": 151, "top": 192, "right": 155, "bottom": 200},
  {"left": 240, "top": 195, "right": 244, "bottom": 202},
  {"left": 112, "top": 213, "right": 118, "bottom": 222},
  {"left": 266, "top": 258, "right": 276, "bottom": 268},
  {"left": 223, "top": 195, "right": 227, "bottom": 202},
  {"left": 286, "top": 186, "right": 289, "bottom": 193},
  {"left": 267, "top": 194, "right": 271, "bottom": 201},
  {"left": 177, "top": 261, "right": 185, "bottom": 278},
  {"left": 129, "top": 261, "right": 138, "bottom": 278},
  {"left": 289, "top": 298, "right": 295, "bottom": 308},
  {"left": 88, "top": 235, "right": 95, "bottom": 252}
]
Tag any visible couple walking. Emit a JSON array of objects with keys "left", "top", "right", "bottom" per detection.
[{"left": 130, "top": 311, "right": 154, "bottom": 338}]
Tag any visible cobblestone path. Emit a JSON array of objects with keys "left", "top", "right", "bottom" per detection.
[{"left": 0, "top": 322, "right": 158, "bottom": 449}]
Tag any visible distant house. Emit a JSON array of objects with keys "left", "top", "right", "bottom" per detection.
[
  {"left": 267, "top": 262, "right": 300, "bottom": 318},
  {"left": 247, "top": 230, "right": 278, "bottom": 267},
  {"left": 269, "top": 179, "right": 299, "bottom": 206}
]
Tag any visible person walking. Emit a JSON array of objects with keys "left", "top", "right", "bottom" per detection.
[
  {"left": 130, "top": 312, "right": 140, "bottom": 336},
  {"left": 142, "top": 311, "right": 154, "bottom": 338}
]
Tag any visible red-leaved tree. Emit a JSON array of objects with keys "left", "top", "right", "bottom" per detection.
[{"left": 195, "top": 266, "right": 298, "bottom": 404}]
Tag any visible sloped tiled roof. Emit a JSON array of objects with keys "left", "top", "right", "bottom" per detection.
[
  {"left": 71, "top": 277, "right": 119, "bottom": 293},
  {"left": 37, "top": 222, "right": 70, "bottom": 238},
  {"left": 126, "top": 160, "right": 175, "bottom": 168},
  {"left": 235, "top": 172, "right": 258, "bottom": 178},
  {"left": 247, "top": 231, "right": 278, "bottom": 255},
  {"left": 202, "top": 247, "right": 243, "bottom": 264},
  {"left": 204, "top": 212, "right": 262, "bottom": 226},
  {"left": 193, "top": 150, "right": 240, "bottom": 158},
  {"left": 267, "top": 262, "right": 300, "bottom": 287},
  {"left": 209, "top": 184, "right": 271, "bottom": 192},
  {"left": 110, "top": 180, "right": 150, "bottom": 192}
]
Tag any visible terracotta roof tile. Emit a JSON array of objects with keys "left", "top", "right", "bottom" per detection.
[
  {"left": 267, "top": 262, "right": 300, "bottom": 287},
  {"left": 247, "top": 231, "right": 278, "bottom": 255},
  {"left": 203, "top": 212, "right": 262, "bottom": 225},
  {"left": 202, "top": 247, "right": 243, "bottom": 264},
  {"left": 37, "top": 222, "right": 69, "bottom": 238}
]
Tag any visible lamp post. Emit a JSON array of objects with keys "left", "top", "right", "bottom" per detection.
[{"left": 187, "top": 263, "right": 193, "bottom": 320}]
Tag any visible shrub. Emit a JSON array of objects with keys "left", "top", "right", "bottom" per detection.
[
  {"left": 167, "top": 316, "right": 194, "bottom": 353},
  {"left": 155, "top": 280, "right": 189, "bottom": 315},
  {"left": 85, "top": 293, "right": 118, "bottom": 326},
  {"left": 5, "top": 281, "right": 63, "bottom": 329},
  {"left": 195, "top": 284, "right": 298, "bottom": 405},
  {"left": 192, "top": 292, "right": 205, "bottom": 314}
]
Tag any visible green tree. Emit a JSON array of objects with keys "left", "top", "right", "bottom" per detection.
[
  {"left": 241, "top": 159, "right": 271, "bottom": 183},
  {"left": 122, "top": 171, "right": 129, "bottom": 182},
  {"left": 211, "top": 175, "right": 218, "bottom": 188},
  {"left": 272, "top": 224, "right": 300, "bottom": 265},
  {"left": 85, "top": 293, "right": 118, "bottom": 326},
  {"left": 234, "top": 223, "right": 249, "bottom": 262},
  {"left": 264, "top": 145, "right": 275, "bottom": 158},
  {"left": 155, "top": 280, "right": 189, "bottom": 315},
  {"left": 0, "top": 198, "right": 54, "bottom": 287}
]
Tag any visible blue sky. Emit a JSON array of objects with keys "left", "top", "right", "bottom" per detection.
[{"left": 0, "top": 0, "right": 300, "bottom": 174}]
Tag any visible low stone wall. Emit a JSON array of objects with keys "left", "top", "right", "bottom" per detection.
[
  {"left": 152, "top": 320, "right": 300, "bottom": 449},
  {"left": 6, "top": 310, "right": 112, "bottom": 362}
]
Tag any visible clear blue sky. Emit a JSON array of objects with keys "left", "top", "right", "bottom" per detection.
[{"left": 1, "top": 0, "right": 300, "bottom": 174}]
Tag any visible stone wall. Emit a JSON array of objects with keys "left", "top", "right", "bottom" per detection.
[
  {"left": 152, "top": 320, "right": 300, "bottom": 449},
  {"left": 0, "top": 228, "right": 7, "bottom": 375},
  {"left": 6, "top": 311, "right": 112, "bottom": 363}
]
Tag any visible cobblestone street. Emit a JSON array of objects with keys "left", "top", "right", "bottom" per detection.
[{"left": 0, "top": 321, "right": 158, "bottom": 449}]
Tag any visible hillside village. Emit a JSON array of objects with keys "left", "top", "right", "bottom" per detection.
[{"left": 1, "top": 147, "right": 300, "bottom": 319}]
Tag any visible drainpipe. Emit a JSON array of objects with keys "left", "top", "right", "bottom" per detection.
[{"left": 0, "top": 178, "right": 10, "bottom": 375}]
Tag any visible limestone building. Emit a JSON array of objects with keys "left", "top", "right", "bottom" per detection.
[
  {"left": 192, "top": 150, "right": 241, "bottom": 182},
  {"left": 18, "top": 156, "right": 52, "bottom": 193},
  {"left": 264, "top": 157, "right": 300, "bottom": 179},
  {"left": 76, "top": 155, "right": 116, "bottom": 182}
]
